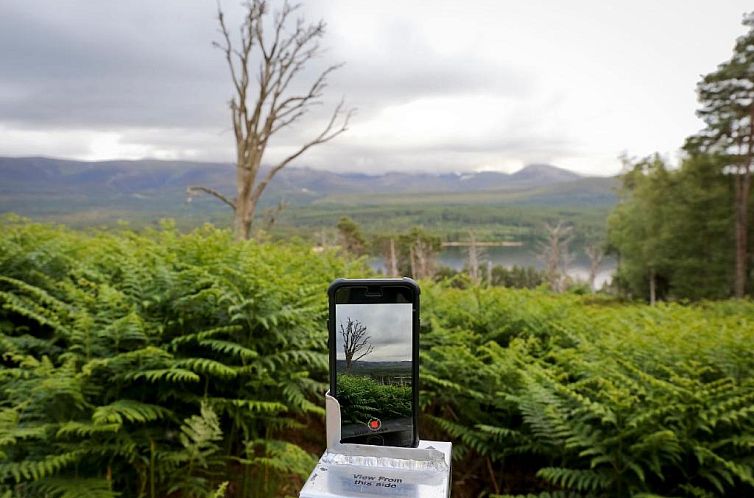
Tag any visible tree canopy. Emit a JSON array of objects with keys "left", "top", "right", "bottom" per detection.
[{"left": 608, "top": 154, "right": 736, "bottom": 301}]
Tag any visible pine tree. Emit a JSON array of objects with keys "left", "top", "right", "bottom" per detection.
[{"left": 685, "top": 12, "right": 754, "bottom": 297}]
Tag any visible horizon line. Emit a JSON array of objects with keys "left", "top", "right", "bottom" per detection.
[{"left": 0, "top": 154, "right": 618, "bottom": 178}]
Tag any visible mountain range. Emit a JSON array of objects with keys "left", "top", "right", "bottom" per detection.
[
  {"left": 0, "top": 156, "right": 617, "bottom": 227},
  {"left": 0, "top": 156, "right": 585, "bottom": 197}
]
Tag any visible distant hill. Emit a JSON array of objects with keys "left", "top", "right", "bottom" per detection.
[
  {"left": 0, "top": 156, "right": 584, "bottom": 197},
  {"left": 0, "top": 157, "right": 582, "bottom": 200},
  {"left": 509, "top": 163, "right": 582, "bottom": 183},
  {"left": 0, "top": 157, "right": 235, "bottom": 194},
  {"left": 0, "top": 156, "right": 617, "bottom": 230}
]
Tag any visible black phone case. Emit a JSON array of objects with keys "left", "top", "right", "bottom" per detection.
[{"left": 327, "top": 277, "right": 420, "bottom": 448}]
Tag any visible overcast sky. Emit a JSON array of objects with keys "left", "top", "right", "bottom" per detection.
[
  {"left": 336, "top": 303, "right": 412, "bottom": 363},
  {"left": 0, "top": 1, "right": 751, "bottom": 175}
]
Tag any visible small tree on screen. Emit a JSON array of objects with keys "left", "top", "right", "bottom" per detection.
[{"left": 340, "top": 317, "right": 373, "bottom": 371}]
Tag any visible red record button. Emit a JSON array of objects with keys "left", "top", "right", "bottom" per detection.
[{"left": 367, "top": 418, "right": 381, "bottom": 431}]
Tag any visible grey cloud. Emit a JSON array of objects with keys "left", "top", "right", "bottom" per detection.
[
  {"left": 312, "top": 16, "right": 536, "bottom": 121},
  {"left": 0, "top": 0, "right": 568, "bottom": 171},
  {"left": 0, "top": 0, "right": 531, "bottom": 127},
  {"left": 335, "top": 303, "right": 413, "bottom": 363},
  {"left": 298, "top": 145, "right": 565, "bottom": 174},
  {"left": 330, "top": 39, "right": 531, "bottom": 113},
  {"left": 101, "top": 114, "right": 574, "bottom": 171},
  {"left": 0, "top": 1, "right": 229, "bottom": 128}
]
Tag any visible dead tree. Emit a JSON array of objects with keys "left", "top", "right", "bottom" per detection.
[
  {"left": 538, "top": 222, "right": 573, "bottom": 292},
  {"left": 466, "top": 231, "right": 486, "bottom": 285},
  {"left": 560, "top": 239, "right": 575, "bottom": 290},
  {"left": 409, "top": 246, "right": 416, "bottom": 278},
  {"left": 188, "top": 1, "right": 352, "bottom": 240},
  {"left": 388, "top": 238, "right": 398, "bottom": 277},
  {"left": 340, "top": 317, "right": 373, "bottom": 371},
  {"left": 382, "top": 238, "right": 398, "bottom": 277},
  {"left": 412, "top": 237, "right": 437, "bottom": 280},
  {"left": 584, "top": 242, "right": 604, "bottom": 292}
]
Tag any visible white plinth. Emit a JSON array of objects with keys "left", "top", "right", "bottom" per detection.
[{"left": 299, "top": 392, "right": 452, "bottom": 498}]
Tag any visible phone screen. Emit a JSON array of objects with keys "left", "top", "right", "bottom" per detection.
[{"left": 334, "top": 301, "right": 415, "bottom": 446}]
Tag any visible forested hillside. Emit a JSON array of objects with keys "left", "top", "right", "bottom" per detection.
[
  {"left": 0, "top": 157, "right": 615, "bottom": 243},
  {"left": 1, "top": 219, "right": 752, "bottom": 497}
]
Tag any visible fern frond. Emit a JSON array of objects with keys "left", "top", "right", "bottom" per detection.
[
  {"left": 207, "top": 397, "right": 287, "bottom": 414},
  {"left": 29, "top": 478, "right": 119, "bottom": 498},
  {"left": 123, "top": 368, "right": 201, "bottom": 383},
  {"left": 0, "top": 450, "right": 85, "bottom": 482},
  {"left": 536, "top": 466, "right": 613, "bottom": 492},
  {"left": 196, "top": 339, "right": 259, "bottom": 361},
  {"left": 169, "top": 325, "right": 244, "bottom": 347},
  {"left": 174, "top": 358, "right": 238, "bottom": 379},
  {"left": 92, "top": 400, "right": 173, "bottom": 425},
  {"left": 243, "top": 439, "right": 317, "bottom": 479},
  {"left": 55, "top": 421, "right": 122, "bottom": 438},
  {"left": 210, "top": 482, "right": 229, "bottom": 498}
]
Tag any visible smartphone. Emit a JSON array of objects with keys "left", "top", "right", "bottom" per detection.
[{"left": 328, "top": 278, "right": 420, "bottom": 447}]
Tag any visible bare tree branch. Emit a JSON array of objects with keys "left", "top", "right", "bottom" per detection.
[
  {"left": 252, "top": 100, "right": 353, "bottom": 201},
  {"left": 186, "top": 186, "right": 236, "bottom": 210},
  {"left": 353, "top": 345, "right": 375, "bottom": 363}
]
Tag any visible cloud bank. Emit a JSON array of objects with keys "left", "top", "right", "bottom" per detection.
[{"left": 0, "top": 0, "right": 751, "bottom": 175}]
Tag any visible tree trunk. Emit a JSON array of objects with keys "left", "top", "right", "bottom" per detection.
[
  {"left": 733, "top": 110, "right": 754, "bottom": 297},
  {"left": 416, "top": 241, "right": 427, "bottom": 279},
  {"left": 649, "top": 269, "right": 656, "bottom": 306},
  {"left": 409, "top": 246, "right": 416, "bottom": 279},
  {"left": 233, "top": 161, "right": 260, "bottom": 241},
  {"left": 388, "top": 238, "right": 398, "bottom": 276},
  {"left": 233, "top": 193, "right": 255, "bottom": 242},
  {"left": 467, "top": 234, "right": 479, "bottom": 284},
  {"left": 588, "top": 269, "right": 597, "bottom": 293},
  {"left": 586, "top": 245, "right": 603, "bottom": 293},
  {"left": 733, "top": 167, "right": 751, "bottom": 298},
  {"left": 734, "top": 175, "right": 745, "bottom": 297}
]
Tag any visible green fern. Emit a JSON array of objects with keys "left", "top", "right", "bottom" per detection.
[
  {"left": 0, "top": 450, "right": 86, "bottom": 482},
  {"left": 27, "top": 478, "right": 119, "bottom": 498},
  {"left": 92, "top": 400, "right": 173, "bottom": 425},
  {"left": 123, "top": 368, "right": 201, "bottom": 384},
  {"left": 3, "top": 218, "right": 753, "bottom": 497}
]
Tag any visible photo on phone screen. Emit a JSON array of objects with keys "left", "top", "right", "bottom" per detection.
[{"left": 334, "top": 301, "right": 415, "bottom": 446}]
